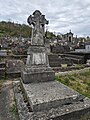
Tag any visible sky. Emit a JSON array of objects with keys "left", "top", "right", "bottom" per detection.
[{"left": 0, "top": 0, "right": 90, "bottom": 37}]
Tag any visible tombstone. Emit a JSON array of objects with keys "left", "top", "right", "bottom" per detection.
[
  {"left": 21, "top": 10, "right": 55, "bottom": 83},
  {"left": 6, "top": 60, "right": 24, "bottom": 73},
  {"left": 17, "top": 10, "right": 90, "bottom": 119}
]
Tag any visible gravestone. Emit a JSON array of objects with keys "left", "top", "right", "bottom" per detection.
[
  {"left": 21, "top": 10, "right": 55, "bottom": 83},
  {"left": 6, "top": 60, "right": 24, "bottom": 77},
  {"left": 18, "top": 10, "right": 90, "bottom": 119}
]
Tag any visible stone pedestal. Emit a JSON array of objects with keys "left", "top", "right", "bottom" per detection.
[
  {"left": 21, "top": 66, "right": 55, "bottom": 83},
  {"left": 21, "top": 45, "right": 55, "bottom": 83},
  {"left": 26, "top": 46, "right": 49, "bottom": 66}
]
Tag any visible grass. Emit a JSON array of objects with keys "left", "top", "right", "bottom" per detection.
[
  {"left": 9, "top": 98, "right": 19, "bottom": 120},
  {"left": 10, "top": 104, "right": 17, "bottom": 115},
  {"left": 56, "top": 69, "right": 90, "bottom": 98},
  {"left": 0, "top": 79, "right": 5, "bottom": 90},
  {"left": 75, "top": 64, "right": 84, "bottom": 68}
]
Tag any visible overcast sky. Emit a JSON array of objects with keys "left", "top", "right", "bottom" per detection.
[{"left": 0, "top": 0, "right": 90, "bottom": 37}]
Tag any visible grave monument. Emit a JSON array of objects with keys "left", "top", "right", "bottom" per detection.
[
  {"left": 15, "top": 10, "right": 90, "bottom": 119},
  {"left": 21, "top": 10, "right": 55, "bottom": 83}
]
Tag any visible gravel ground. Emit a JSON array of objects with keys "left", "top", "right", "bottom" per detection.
[
  {"left": 0, "top": 80, "right": 19, "bottom": 120},
  {"left": 55, "top": 67, "right": 90, "bottom": 76}
]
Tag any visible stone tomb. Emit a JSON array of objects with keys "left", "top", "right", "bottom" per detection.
[
  {"left": 19, "top": 10, "right": 90, "bottom": 119},
  {"left": 21, "top": 81, "right": 85, "bottom": 112}
]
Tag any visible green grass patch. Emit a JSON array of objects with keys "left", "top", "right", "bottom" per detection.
[
  {"left": 56, "top": 70, "right": 90, "bottom": 98},
  {"left": 10, "top": 104, "right": 18, "bottom": 116},
  {"left": 9, "top": 93, "right": 19, "bottom": 119},
  {"left": 67, "top": 74, "right": 76, "bottom": 81}
]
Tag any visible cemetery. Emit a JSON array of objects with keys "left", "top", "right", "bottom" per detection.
[{"left": 1, "top": 10, "right": 90, "bottom": 120}]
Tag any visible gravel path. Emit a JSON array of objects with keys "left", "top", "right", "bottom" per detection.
[
  {"left": 0, "top": 80, "right": 18, "bottom": 120},
  {"left": 55, "top": 67, "right": 90, "bottom": 76}
]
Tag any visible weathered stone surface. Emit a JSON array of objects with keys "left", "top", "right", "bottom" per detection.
[
  {"left": 0, "top": 62, "right": 6, "bottom": 78},
  {"left": 26, "top": 46, "right": 49, "bottom": 66},
  {"left": 6, "top": 60, "right": 24, "bottom": 73},
  {"left": 21, "top": 80, "right": 85, "bottom": 112},
  {"left": 14, "top": 81, "right": 90, "bottom": 120},
  {"left": 21, "top": 67, "right": 55, "bottom": 83},
  {"left": 21, "top": 10, "right": 55, "bottom": 83},
  {"left": 27, "top": 10, "right": 48, "bottom": 46}
]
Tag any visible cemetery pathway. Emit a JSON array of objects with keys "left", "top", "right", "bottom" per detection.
[
  {"left": 55, "top": 67, "right": 90, "bottom": 76},
  {"left": 0, "top": 80, "right": 19, "bottom": 120}
]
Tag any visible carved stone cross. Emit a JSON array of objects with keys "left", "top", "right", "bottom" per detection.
[{"left": 27, "top": 10, "right": 48, "bottom": 45}]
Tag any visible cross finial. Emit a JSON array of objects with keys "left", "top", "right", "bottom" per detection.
[{"left": 27, "top": 10, "right": 49, "bottom": 45}]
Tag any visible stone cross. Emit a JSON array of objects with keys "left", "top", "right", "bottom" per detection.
[{"left": 27, "top": 10, "right": 48, "bottom": 45}]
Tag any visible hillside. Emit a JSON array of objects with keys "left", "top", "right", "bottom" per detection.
[
  {"left": 0, "top": 21, "right": 32, "bottom": 38},
  {"left": 0, "top": 21, "right": 57, "bottom": 39}
]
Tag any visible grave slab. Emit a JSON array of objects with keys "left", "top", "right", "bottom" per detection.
[{"left": 21, "top": 80, "right": 85, "bottom": 112}]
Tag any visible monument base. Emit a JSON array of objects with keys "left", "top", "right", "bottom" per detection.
[{"left": 21, "top": 66, "right": 55, "bottom": 84}]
